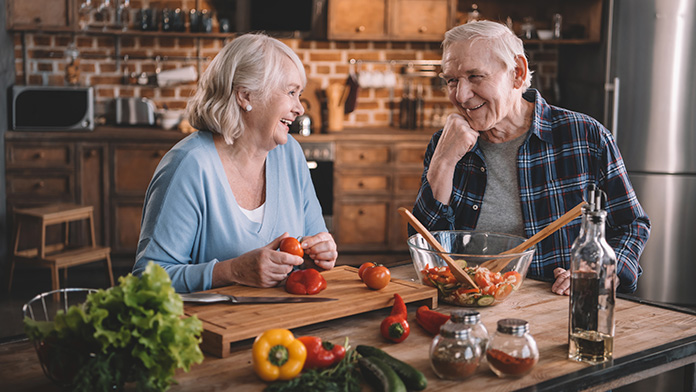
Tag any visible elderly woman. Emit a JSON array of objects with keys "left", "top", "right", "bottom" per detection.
[
  {"left": 133, "top": 33, "right": 337, "bottom": 293},
  {"left": 411, "top": 21, "right": 650, "bottom": 295}
]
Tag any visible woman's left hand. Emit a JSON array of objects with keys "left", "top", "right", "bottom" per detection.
[{"left": 301, "top": 232, "right": 337, "bottom": 270}]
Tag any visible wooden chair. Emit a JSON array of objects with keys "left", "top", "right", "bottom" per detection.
[{"left": 8, "top": 203, "right": 114, "bottom": 298}]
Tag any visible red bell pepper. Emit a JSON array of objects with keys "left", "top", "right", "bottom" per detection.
[
  {"left": 380, "top": 293, "right": 410, "bottom": 343},
  {"left": 285, "top": 269, "right": 327, "bottom": 295},
  {"left": 296, "top": 336, "right": 346, "bottom": 370},
  {"left": 415, "top": 306, "right": 450, "bottom": 335}
]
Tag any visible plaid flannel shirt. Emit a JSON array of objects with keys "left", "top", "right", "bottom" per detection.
[{"left": 411, "top": 89, "right": 650, "bottom": 293}]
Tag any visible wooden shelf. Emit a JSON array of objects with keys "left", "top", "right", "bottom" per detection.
[{"left": 9, "top": 25, "right": 235, "bottom": 39}]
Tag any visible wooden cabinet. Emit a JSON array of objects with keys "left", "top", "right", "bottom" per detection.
[
  {"left": 6, "top": 0, "right": 74, "bottom": 30},
  {"left": 110, "top": 144, "right": 171, "bottom": 253},
  {"left": 330, "top": 133, "right": 431, "bottom": 252},
  {"left": 328, "top": 0, "right": 456, "bottom": 41},
  {"left": 465, "top": 0, "right": 605, "bottom": 44},
  {"left": 5, "top": 127, "right": 184, "bottom": 258}
]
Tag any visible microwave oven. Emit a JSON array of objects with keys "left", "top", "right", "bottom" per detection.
[{"left": 9, "top": 85, "right": 95, "bottom": 131}]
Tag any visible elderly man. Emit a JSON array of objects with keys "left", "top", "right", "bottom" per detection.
[{"left": 411, "top": 20, "right": 650, "bottom": 295}]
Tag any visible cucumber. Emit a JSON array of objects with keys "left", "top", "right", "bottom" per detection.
[
  {"left": 358, "top": 356, "right": 407, "bottom": 392},
  {"left": 477, "top": 295, "right": 495, "bottom": 307},
  {"left": 356, "top": 345, "right": 427, "bottom": 391}
]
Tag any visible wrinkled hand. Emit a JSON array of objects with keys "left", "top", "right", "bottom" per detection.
[
  {"left": 427, "top": 113, "right": 480, "bottom": 203},
  {"left": 552, "top": 267, "right": 571, "bottom": 296},
  {"left": 216, "top": 233, "right": 304, "bottom": 288},
  {"left": 300, "top": 232, "right": 338, "bottom": 270},
  {"left": 433, "top": 113, "right": 480, "bottom": 164}
]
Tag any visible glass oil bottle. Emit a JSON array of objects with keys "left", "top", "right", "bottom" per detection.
[{"left": 568, "top": 188, "right": 616, "bottom": 364}]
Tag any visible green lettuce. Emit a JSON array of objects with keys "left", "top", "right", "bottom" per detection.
[{"left": 24, "top": 262, "right": 204, "bottom": 391}]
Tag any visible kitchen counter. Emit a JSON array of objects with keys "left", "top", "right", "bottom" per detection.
[{"left": 1, "top": 263, "right": 695, "bottom": 391}]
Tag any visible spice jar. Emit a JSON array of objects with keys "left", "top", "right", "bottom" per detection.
[
  {"left": 448, "top": 310, "right": 489, "bottom": 355},
  {"left": 486, "top": 319, "right": 538, "bottom": 377},
  {"left": 430, "top": 323, "right": 481, "bottom": 380}
]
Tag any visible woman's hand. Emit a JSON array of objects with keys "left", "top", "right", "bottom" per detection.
[
  {"left": 213, "top": 233, "right": 304, "bottom": 288},
  {"left": 300, "top": 232, "right": 338, "bottom": 270},
  {"left": 552, "top": 267, "right": 571, "bottom": 296}
]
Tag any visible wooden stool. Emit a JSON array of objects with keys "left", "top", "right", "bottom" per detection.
[{"left": 8, "top": 203, "right": 114, "bottom": 297}]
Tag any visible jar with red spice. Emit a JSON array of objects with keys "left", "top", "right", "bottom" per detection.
[
  {"left": 486, "top": 318, "right": 538, "bottom": 377},
  {"left": 429, "top": 323, "right": 481, "bottom": 380}
]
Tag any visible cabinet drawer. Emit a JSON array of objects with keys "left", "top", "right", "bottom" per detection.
[
  {"left": 335, "top": 202, "right": 389, "bottom": 248},
  {"left": 6, "top": 173, "right": 73, "bottom": 198},
  {"left": 328, "top": 0, "right": 386, "bottom": 40},
  {"left": 337, "top": 172, "right": 390, "bottom": 193},
  {"left": 336, "top": 145, "right": 390, "bottom": 166},
  {"left": 113, "top": 146, "right": 169, "bottom": 195},
  {"left": 394, "top": 172, "right": 422, "bottom": 196},
  {"left": 391, "top": 0, "right": 451, "bottom": 40},
  {"left": 394, "top": 143, "right": 427, "bottom": 166},
  {"left": 6, "top": 143, "right": 72, "bottom": 169}
]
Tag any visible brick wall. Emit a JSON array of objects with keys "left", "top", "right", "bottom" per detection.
[{"left": 14, "top": 30, "right": 558, "bottom": 130}]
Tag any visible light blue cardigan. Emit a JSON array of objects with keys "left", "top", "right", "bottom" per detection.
[{"left": 133, "top": 131, "right": 327, "bottom": 293}]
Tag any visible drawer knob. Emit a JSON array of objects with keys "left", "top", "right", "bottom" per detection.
[
  {"left": 35, "top": 181, "right": 45, "bottom": 189},
  {"left": 357, "top": 181, "right": 364, "bottom": 188},
  {"left": 87, "top": 150, "right": 98, "bottom": 158},
  {"left": 419, "top": 25, "right": 428, "bottom": 33},
  {"left": 359, "top": 153, "right": 365, "bottom": 160},
  {"left": 153, "top": 151, "right": 165, "bottom": 158},
  {"left": 358, "top": 209, "right": 365, "bottom": 215},
  {"left": 34, "top": 152, "right": 45, "bottom": 159},
  {"left": 356, "top": 25, "right": 366, "bottom": 33}
]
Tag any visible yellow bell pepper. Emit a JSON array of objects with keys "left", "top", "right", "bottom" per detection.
[{"left": 252, "top": 328, "right": 307, "bottom": 381}]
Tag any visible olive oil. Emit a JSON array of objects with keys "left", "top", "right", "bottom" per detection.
[
  {"left": 568, "top": 188, "right": 616, "bottom": 364},
  {"left": 569, "top": 330, "right": 614, "bottom": 364}
]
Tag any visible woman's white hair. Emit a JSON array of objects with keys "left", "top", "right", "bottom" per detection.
[
  {"left": 186, "top": 33, "right": 307, "bottom": 144},
  {"left": 443, "top": 20, "right": 532, "bottom": 90}
]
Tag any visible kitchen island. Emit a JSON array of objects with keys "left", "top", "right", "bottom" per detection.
[{"left": 1, "top": 263, "right": 695, "bottom": 391}]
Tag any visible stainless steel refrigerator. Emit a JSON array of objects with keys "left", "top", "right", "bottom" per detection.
[{"left": 605, "top": 0, "right": 696, "bottom": 307}]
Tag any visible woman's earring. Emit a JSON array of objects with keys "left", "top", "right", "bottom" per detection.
[{"left": 245, "top": 104, "right": 252, "bottom": 112}]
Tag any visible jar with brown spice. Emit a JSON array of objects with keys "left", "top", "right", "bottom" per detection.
[
  {"left": 429, "top": 322, "right": 481, "bottom": 380},
  {"left": 447, "top": 310, "right": 489, "bottom": 355},
  {"left": 486, "top": 318, "right": 538, "bottom": 377}
]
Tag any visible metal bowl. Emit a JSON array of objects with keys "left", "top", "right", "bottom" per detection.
[
  {"left": 23, "top": 288, "right": 97, "bottom": 387},
  {"left": 407, "top": 231, "right": 535, "bottom": 307}
]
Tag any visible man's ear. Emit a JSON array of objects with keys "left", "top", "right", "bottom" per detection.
[{"left": 512, "top": 54, "right": 528, "bottom": 89}]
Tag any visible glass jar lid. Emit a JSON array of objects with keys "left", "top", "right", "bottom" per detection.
[
  {"left": 450, "top": 310, "right": 480, "bottom": 324},
  {"left": 439, "top": 323, "right": 472, "bottom": 339},
  {"left": 496, "top": 318, "right": 529, "bottom": 336}
]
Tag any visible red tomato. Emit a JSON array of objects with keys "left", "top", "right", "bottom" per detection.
[
  {"left": 358, "top": 262, "right": 377, "bottom": 280},
  {"left": 503, "top": 271, "right": 523, "bottom": 288},
  {"left": 363, "top": 265, "right": 391, "bottom": 290},
  {"left": 495, "top": 284, "right": 514, "bottom": 300},
  {"left": 280, "top": 237, "right": 304, "bottom": 257}
]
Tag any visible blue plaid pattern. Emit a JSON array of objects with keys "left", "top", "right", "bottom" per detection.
[{"left": 411, "top": 89, "right": 650, "bottom": 293}]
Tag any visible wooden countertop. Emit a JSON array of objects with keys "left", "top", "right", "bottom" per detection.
[
  {"left": 4, "top": 126, "right": 436, "bottom": 143},
  {"left": 2, "top": 263, "right": 694, "bottom": 391}
]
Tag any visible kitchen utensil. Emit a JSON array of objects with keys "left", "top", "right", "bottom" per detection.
[
  {"left": 180, "top": 292, "right": 337, "bottom": 304},
  {"left": 398, "top": 207, "right": 478, "bottom": 289},
  {"left": 326, "top": 83, "right": 348, "bottom": 132},
  {"left": 480, "top": 201, "right": 586, "bottom": 273},
  {"left": 408, "top": 230, "right": 535, "bottom": 307},
  {"left": 290, "top": 98, "right": 312, "bottom": 136}
]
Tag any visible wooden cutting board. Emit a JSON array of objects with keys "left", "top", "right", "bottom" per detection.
[{"left": 184, "top": 265, "right": 437, "bottom": 357}]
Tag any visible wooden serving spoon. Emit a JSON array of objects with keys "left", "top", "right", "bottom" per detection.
[
  {"left": 480, "top": 201, "right": 587, "bottom": 273},
  {"left": 398, "top": 207, "right": 479, "bottom": 289}
]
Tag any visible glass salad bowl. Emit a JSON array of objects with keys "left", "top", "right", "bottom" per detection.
[{"left": 408, "top": 231, "right": 535, "bottom": 307}]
